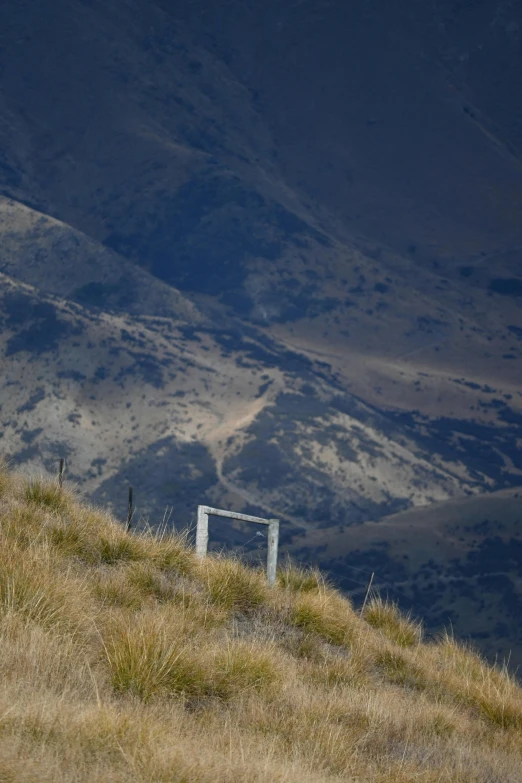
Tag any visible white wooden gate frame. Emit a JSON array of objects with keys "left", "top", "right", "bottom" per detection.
[{"left": 196, "top": 506, "right": 280, "bottom": 587}]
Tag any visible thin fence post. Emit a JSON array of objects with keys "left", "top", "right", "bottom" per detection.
[
  {"left": 126, "top": 487, "right": 133, "bottom": 532},
  {"left": 267, "top": 519, "right": 279, "bottom": 587},
  {"left": 196, "top": 505, "right": 209, "bottom": 558},
  {"left": 360, "top": 571, "right": 375, "bottom": 616},
  {"left": 58, "top": 458, "right": 65, "bottom": 489}
]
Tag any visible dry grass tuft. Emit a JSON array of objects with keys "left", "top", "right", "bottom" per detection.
[
  {"left": 147, "top": 530, "right": 196, "bottom": 575},
  {"left": 23, "top": 477, "right": 71, "bottom": 512},
  {"left": 0, "top": 463, "right": 521, "bottom": 782},
  {"left": 433, "top": 634, "right": 522, "bottom": 729},
  {"left": 277, "top": 561, "right": 323, "bottom": 593},
  {"left": 199, "top": 555, "right": 268, "bottom": 612},
  {"left": 290, "top": 588, "right": 357, "bottom": 646},
  {"left": 98, "top": 533, "right": 145, "bottom": 564},
  {"left": 0, "top": 546, "right": 90, "bottom": 634},
  {"left": 303, "top": 647, "right": 369, "bottom": 688},
  {"left": 102, "top": 612, "right": 206, "bottom": 702},
  {"left": 374, "top": 648, "right": 425, "bottom": 689},
  {"left": 210, "top": 640, "right": 280, "bottom": 699},
  {"left": 92, "top": 566, "right": 145, "bottom": 609},
  {"left": 126, "top": 561, "right": 175, "bottom": 602},
  {"left": 363, "top": 596, "right": 422, "bottom": 647}
]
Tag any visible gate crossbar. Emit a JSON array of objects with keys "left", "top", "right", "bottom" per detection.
[{"left": 196, "top": 506, "right": 279, "bottom": 587}]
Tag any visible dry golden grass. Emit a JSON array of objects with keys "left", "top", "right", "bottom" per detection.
[
  {"left": 363, "top": 596, "right": 423, "bottom": 647},
  {"left": 0, "top": 465, "right": 521, "bottom": 782}
]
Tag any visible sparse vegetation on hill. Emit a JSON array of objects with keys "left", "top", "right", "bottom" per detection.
[{"left": 1, "top": 463, "right": 521, "bottom": 782}]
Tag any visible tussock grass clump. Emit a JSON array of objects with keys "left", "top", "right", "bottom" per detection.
[
  {"left": 103, "top": 613, "right": 206, "bottom": 702},
  {"left": 103, "top": 616, "right": 279, "bottom": 704},
  {"left": 210, "top": 640, "right": 280, "bottom": 699},
  {"left": 0, "top": 547, "right": 90, "bottom": 634},
  {"left": 0, "top": 558, "right": 66, "bottom": 629},
  {"left": 363, "top": 596, "right": 422, "bottom": 647},
  {"left": 49, "top": 521, "right": 146, "bottom": 566},
  {"left": 277, "top": 562, "right": 323, "bottom": 592},
  {"left": 2, "top": 505, "right": 49, "bottom": 550},
  {"left": 49, "top": 523, "right": 104, "bottom": 567},
  {"left": 98, "top": 533, "right": 145, "bottom": 564},
  {"left": 374, "top": 648, "right": 425, "bottom": 689},
  {"left": 48, "top": 508, "right": 195, "bottom": 575},
  {"left": 199, "top": 555, "right": 268, "bottom": 612},
  {"left": 431, "top": 634, "right": 522, "bottom": 729},
  {"left": 148, "top": 530, "right": 196, "bottom": 576},
  {"left": 23, "top": 477, "right": 71, "bottom": 512},
  {"left": 1, "top": 463, "right": 522, "bottom": 782},
  {"left": 290, "top": 588, "right": 357, "bottom": 646},
  {"left": 126, "top": 561, "right": 175, "bottom": 602},
  {"left": 467, "top": 682, "right": 522, "bottom": 730}
]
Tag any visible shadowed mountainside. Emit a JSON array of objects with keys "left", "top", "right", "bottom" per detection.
[{"left": 0, "top": 0, "right": 522, "bottom": 661}]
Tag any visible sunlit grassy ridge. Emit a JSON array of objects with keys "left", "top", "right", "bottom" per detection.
[{"left": 1, "top": 464, "right": 521, "bottom": 782}]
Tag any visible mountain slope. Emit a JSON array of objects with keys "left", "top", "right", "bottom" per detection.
[
  {"left": 170, "top": 0, "right": 522, "bottom": 263},
  {"left": 1, "top": 272, "right": 484, "bottom": 533}
]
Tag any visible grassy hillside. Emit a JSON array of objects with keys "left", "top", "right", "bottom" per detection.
[{"left": 1, "top": 463, "right": 521, "bottom": 782}]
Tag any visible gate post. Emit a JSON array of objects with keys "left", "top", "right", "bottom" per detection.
[
  {"left": 195, "top": 506, "right": 280, "bottom": 586},
  {"left": 196, "top": 505, "right": 209, "bottom": 558},
  {"left": 267, "top": 519, "right": 279, "bottom": 587}
]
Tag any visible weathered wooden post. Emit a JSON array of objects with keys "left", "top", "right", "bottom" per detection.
[
  {"left": 126, "top": 487, "right": 133, "bottom": 532},
  {"left": 196, "top": 506, "right": 280, "bottom": 586},
  {"left": 267, "top": 519, "right": 280, "bottom": 588},
  {"left": 196, "top": 504, "right": 209, "bottom": 557},
  {"left": 58, "top": 458, "right": 65, "bottom": 489}
]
